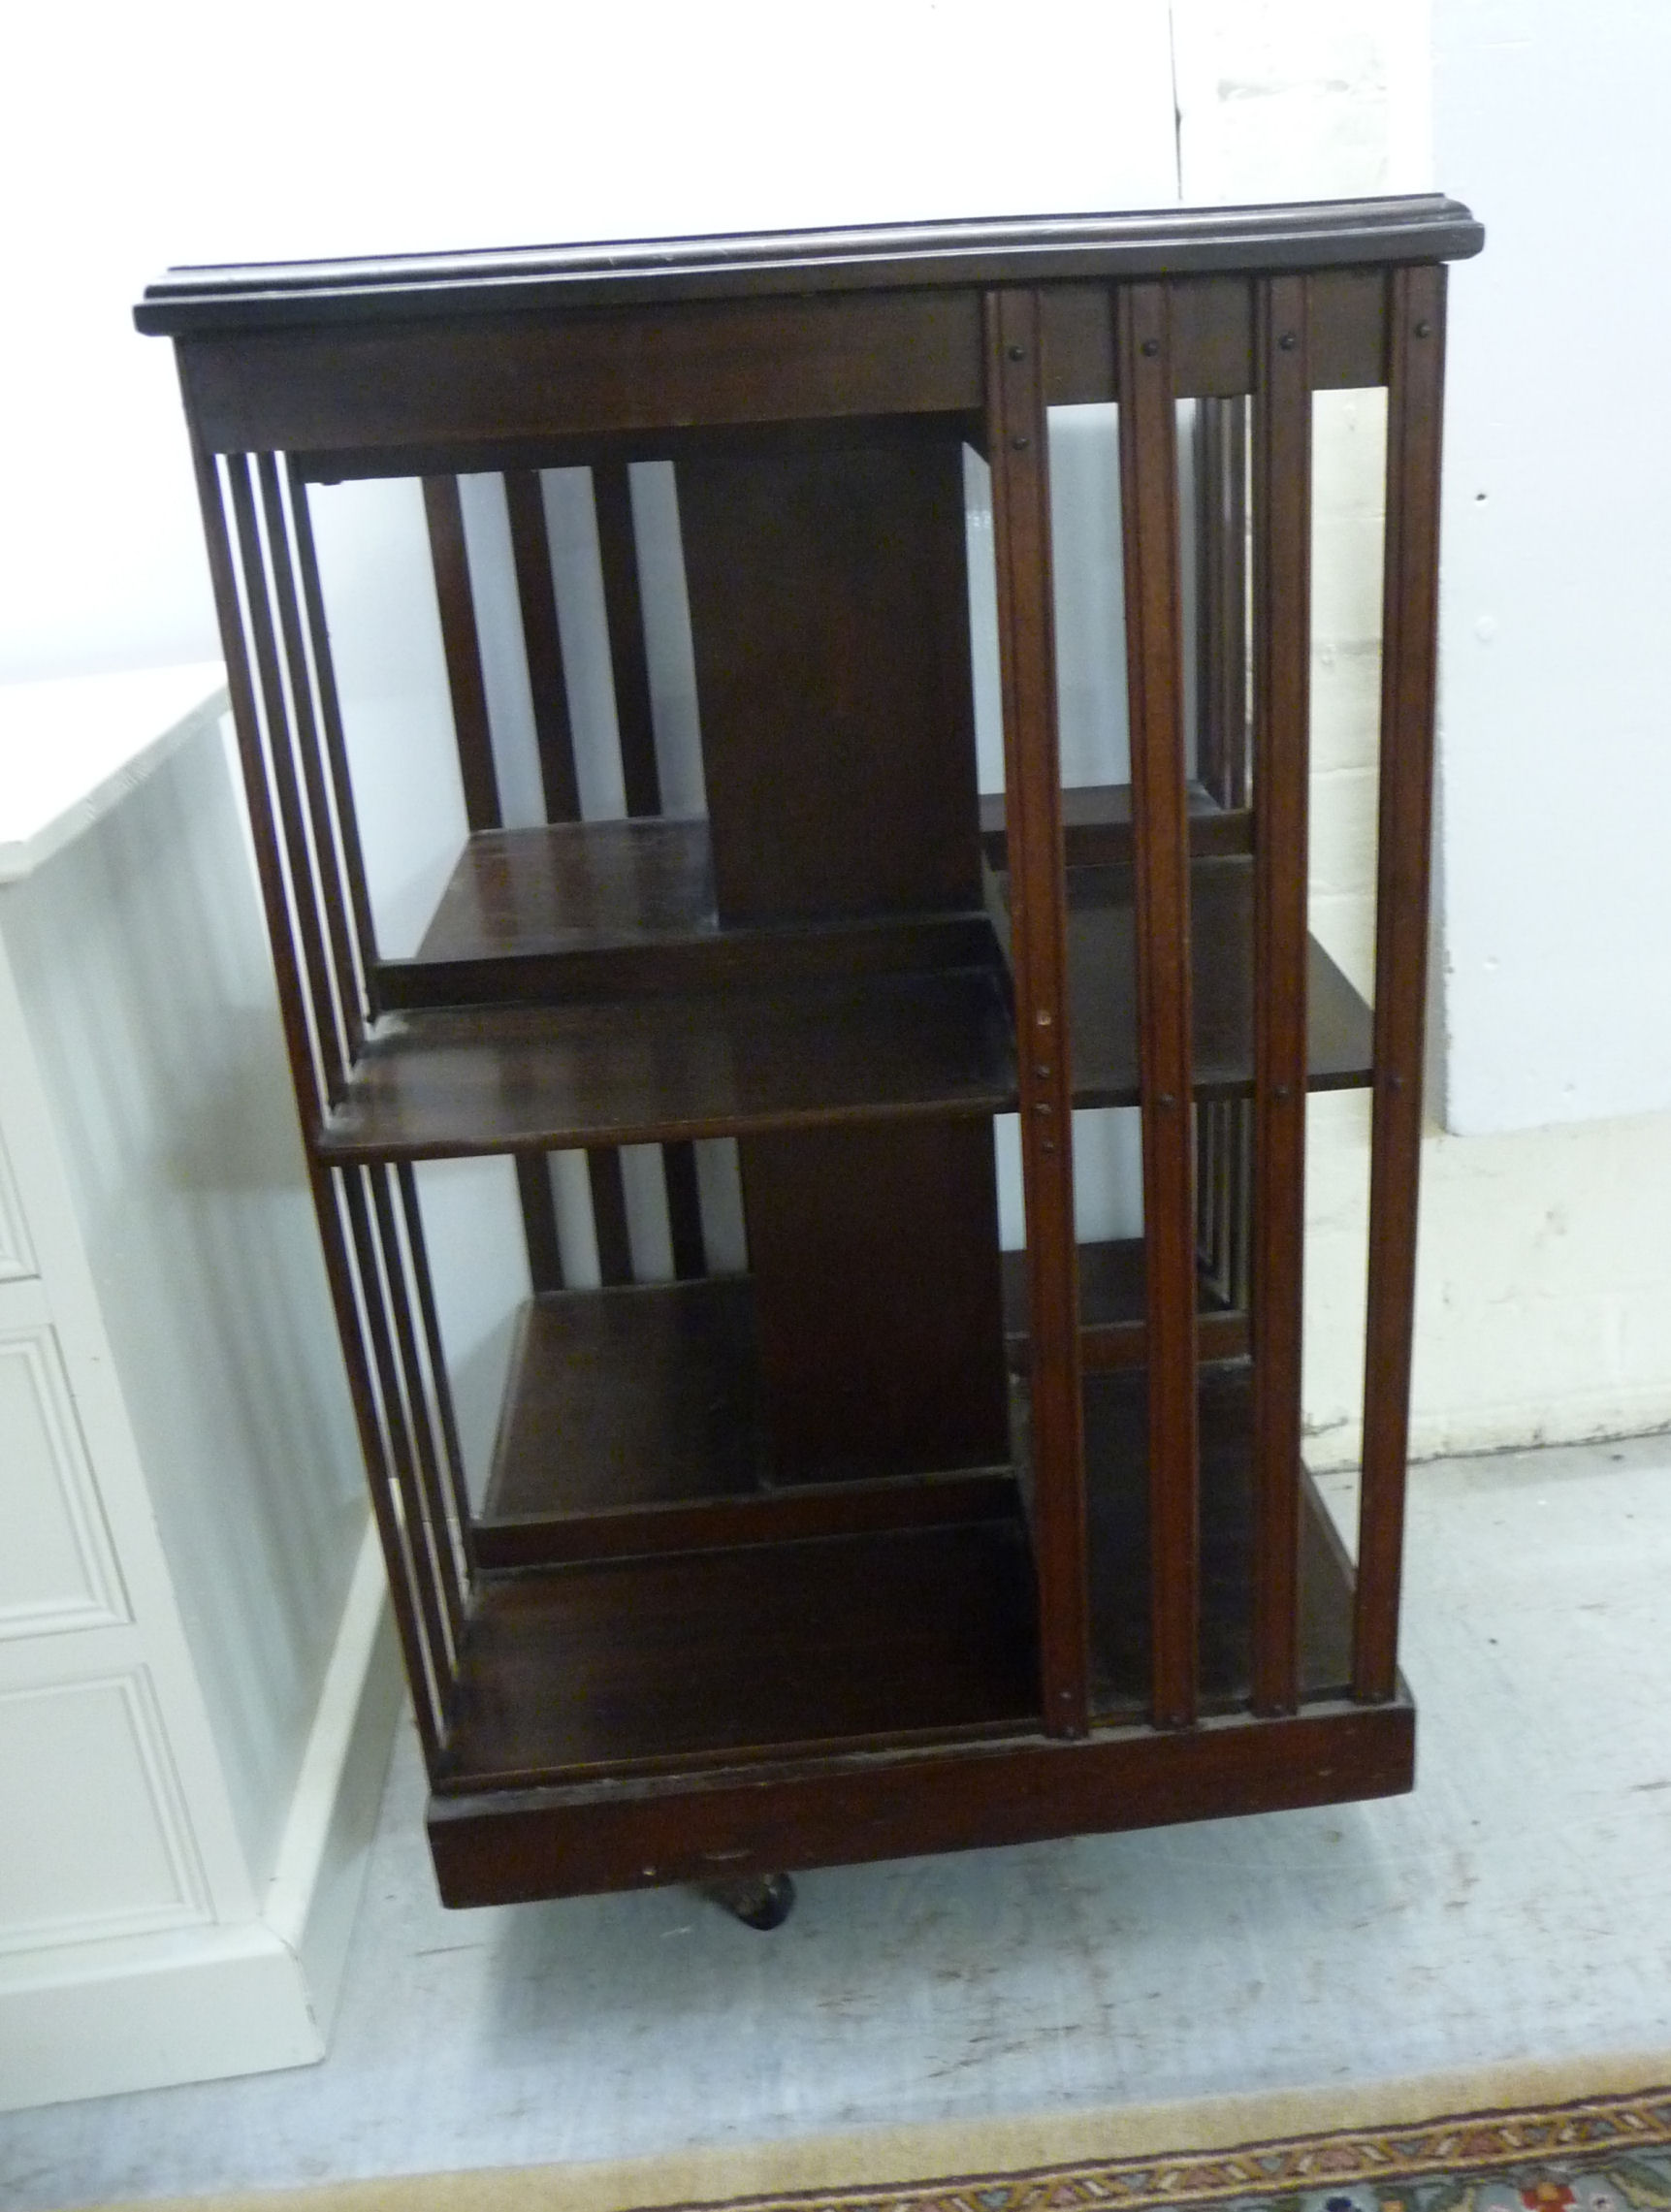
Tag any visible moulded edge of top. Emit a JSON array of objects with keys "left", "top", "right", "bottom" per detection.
[{"left": 133, "top": 195, "right": 1485, "bottom": 337}]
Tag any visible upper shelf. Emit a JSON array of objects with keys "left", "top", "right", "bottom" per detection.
[
  {"left": 316, "top": 814, "right": 1370, "bottom": 1160},
  {"left": 135, "top": 196, "right": 1484, "bottom": 335},
  {"left": 320, "top": 965, "right": 1016, "bottom": 1161}
]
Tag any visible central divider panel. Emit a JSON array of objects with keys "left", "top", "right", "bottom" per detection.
[{"left": 677, "top": 429, "right": 1012, "bottom": 1486}]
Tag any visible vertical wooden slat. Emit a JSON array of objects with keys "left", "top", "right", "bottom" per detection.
[
  {"left": 594, "top": 464, "right": 662, "bottom": 817},
  {"left": 422, "top": 474, "right": 500, "bottom": 833},
  {"left": 589, "top": 1149, "right": 635, "bottom": 1287},
  {"left": 398, "top": 1162, "right": 478, "bottom": 1571},
  {"left": 503, "top": 468, "right": 582, "bottom": 822},
  {"left": 287, "top": 458, "right": 379, "bottom": 996},
  {"left": 196, "top": 429, "right": 448, "bottom": 1766},
  {"left": 370, "top": 1166, "right": 466, "bottom": 1645},
  {"left": 984, "top": 287, "right": 1088, "bottom": 1738},
  {"left": 188, "top": 434, "right": 320, "bottom": 1134},
  {"left": 341, "top": 1166, "right": 458, "bottom": 1741},
  {"left": 1355, "top": 262, "right": 1447, "bottom": 1702},
  {"left": 1193, "top": 398, "right": 1253, "bottom": 1333},
  {"left": 423, "top": 471, "right": 563, "bottom": 1285},
  {"left": 594, "top": 460, "right": 708, "bottom": 1275},
  {"left": 1116, "top": 281, "right": 1200, "bottom": 1732},
  {"left": 662, "top": 1141, "right": 708, "bottom": 1280},
  {"left": 257, "top": 454, "right": 364, "bottom": 1061},
  {"left": 1194, "top": 396, "right": 1249, "bottom": 810},
  {"left": 515, "top": 1153, "right": 565, "bottom": 1293},
  {"left": 226, "top": 455, "right": 346, "bottom": 1108},
  {"left": 1249, "top": 272, "right": 1312, "bottom": 1715},
  {"left": 309, "top": 1163, "right": 447, "bottom": 1771}
]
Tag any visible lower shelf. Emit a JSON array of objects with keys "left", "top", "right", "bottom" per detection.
[
  {"left": 474, "top": 1279, "right": 1018, "bottom": 1567},
  {"left": 439, "top": 1520, "right": 1041, "bottom": 1791},
  {"left": 1085, "top": 1362, "right": 1355, "bottom": 1717}
]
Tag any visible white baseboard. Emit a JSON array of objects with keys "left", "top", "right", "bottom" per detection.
[{"left": 0, "top": 1525, "right": 402, "bottom": 2110}]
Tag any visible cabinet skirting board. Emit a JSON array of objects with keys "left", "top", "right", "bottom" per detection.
[{"left": 0, "top": 1525, "right": 401, "bottom": 2111}]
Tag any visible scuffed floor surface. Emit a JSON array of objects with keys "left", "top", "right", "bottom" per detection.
[{"left": 7, "top": 1431, "right": 1671, "bottom": 2208}]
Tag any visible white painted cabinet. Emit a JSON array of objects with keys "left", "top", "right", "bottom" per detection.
[{"left": 0, "top": 668, "right": 402, "bottom": 2109}]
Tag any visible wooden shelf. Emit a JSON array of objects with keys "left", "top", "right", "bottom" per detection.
[
  {"left": 475, "top": 1278, "right": 1018, "bottom": 1568},
  {"left": 379, "top": 817, "right": 998, "bottom": 1010},
  {"left": 1065, "top": 857, "right": 1373, "bottom": 1105},
  {"left": 319, "top": 964, "right": 1016, "bottom": 1160},
  {"left": 980, "top": 781, "right": 1250, "bottom": 868},
  {"left": 437, "top": 1521, "right": 1041, "bottom": 1789},
  {"left": 321, "top": 820, "right": 1368, "bottom": 1162},
  {"left": 1083, "top": 1362, "right": 1354, "bottom": 1720},
  {"left": 1003, "top": 1237, "right": 1249, "bottom": 1371}
]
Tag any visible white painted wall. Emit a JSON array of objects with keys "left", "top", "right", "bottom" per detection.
[
  {"left": 4, "top": 0, "right": 1667, "bottom": 1474},
  {"left": 1432, "top": 0, "right": 1671, "bottom": 1135},
  {"left": 2, "top": 713, "right": 368, "bottom": 1880},
  {"left": 1176, "top": 0, "right": 1671, "bottom": 1464},
  {"left": 0, "top": 0, "right": 1179, "bottom": 686}
]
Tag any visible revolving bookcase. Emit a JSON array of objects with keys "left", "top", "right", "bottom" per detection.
[{"left": 137, "top": 194, "right": 1483, "bottom": 1911}]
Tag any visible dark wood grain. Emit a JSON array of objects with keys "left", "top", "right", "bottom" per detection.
[
  {"left": 429, "top": 1696, "right": 1413, "bottom": 1905},
  {"left": 661, "top": 1140, "right": 706, "bottom": 1280},
  {"left": 1249, "top": 272, "right": 1312, "bottom": 1715},
  {"left": 741, "top": 1122, "right": 1010, "bottom": 1484},
  {"left": 308, "top": 1163, "right": 448, "bottom": 1770},
  {"left": 1043, "top": 266, "right": 1389, "bottom": 403},
  {"left": 502, "top": 468, "right": 581, "bottom": 822},
  {"left": 680, "top": 434, "right": 980, "bottom": 923},
  {"left": 420, "top": 475, "right": 567, "bottom": 1291},
  {"left": 226, "top": 456, "right": 346, "bottom": 1106},
  {"left": 339, "top": 1165, "right": 459, "bottom": 1698},
  {"left": 593, "top": 465, "right": 662, "bottom": 817},
  {"left": 514, "top": 1154, "right": 564, "bottom": 1293},
  {"left": 187, "top": 436, "right": 322, "bottom": 1131},
  {"left": 421, "top": 475, "right": 499, "bottom": 834},
  {"left": 387, "top": 817, "right": 997, "bottom": 1008},
  {"left": 440, "top": 1522, "right": 1039, "bottom": 1788},
  {"left": 318, "top": 966, "right": 1017, "bottom": 1160},
  {"left": 398, "top": 1159, "right": 477, "bottom": 1568},
  {"left": 1063, "top": 861, "right": 1371, "bottom": 1104},
  {"left": 484, "top": 1279, "right": 765, "bottom": 1516},
  {"left": 586, "top": 1149, "right": 633, "bottom": 1287},
  {"left": 1117, "top": 282, "right": 1201, "bottom": 1730},
  {"left": 985, "top": 287, "right": 1089, "bottom": 1739},
  {"left": 980, "top": 783, "right": 1250, "bottom": 869},
  {"left": 472, "top": 1278, "right": 1016, "bottom": 1567},
  {"left": 1002, "top": 1238, "right": 1249, "bottom": 1372},
  {"left": 369, "top": 1163, "right": 467, "bottom": 1638},
  {"left": 286, "top": 458, "right": 379, "bottom": 1002},
  {"left": 1309, "top": 267, "right": 1390, "bottom": 390},
  {"left": 1356, "top": 264, "right": 1446, "bottom": 1703},
  {"left": 140, "top": 196, "right": 1483, "bottom": 337},
  {"left": 256, "top": 453, "right": 364, "bottom": 1059},
  {"left": 1082, "top": 1363, "right": 1353, "bottom": 1716},
  {"left": 176, "top": 293, "right": 985, "bottom": 454}
]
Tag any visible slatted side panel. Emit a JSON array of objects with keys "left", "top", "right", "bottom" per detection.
[
  {"left": 191, "top": 433, "right": 463, "bottom": 1770},
  {"left": 592, "top": 465, "right": 708, "bottom": 1283},
  {"left": 1192, "top": 396, "right": 1252, "bottom": 1324},
  {"left": 1355, "top": 265, "right": 1447, "bottom": 1701},
  {"left": 984, "top": 287, "right": 1089, "bottom": 1738},
  {"left": 423, "top": 465, "right": 711, "bottom": 1293},
  {"left": 1248, "top": 274, "right": 1312, "bottom": 1716},
  {"left": 1116, "top": 282, "right": 1201, "bottom": 1733}
]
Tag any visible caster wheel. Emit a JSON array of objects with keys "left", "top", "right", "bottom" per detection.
[{"left": 707, "top": 1872, "right": 796, "bottom": 1930}]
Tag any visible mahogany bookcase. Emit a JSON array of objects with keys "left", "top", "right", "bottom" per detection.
[{"left": 137, "top": 194, "right": 1483, "bottom": 1917}]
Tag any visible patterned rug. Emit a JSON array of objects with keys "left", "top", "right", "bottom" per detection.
[
  {"left": 651, "top": 2089, "right": 1671, "bottom": 2212},
  {"left": 76, "top": 2082, "right": 1671, "bottom": 2212}
]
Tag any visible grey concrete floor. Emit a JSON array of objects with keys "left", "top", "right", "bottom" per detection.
[{"left": 7, "top": 1431, "right": 1671, "bottom": 2208}]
